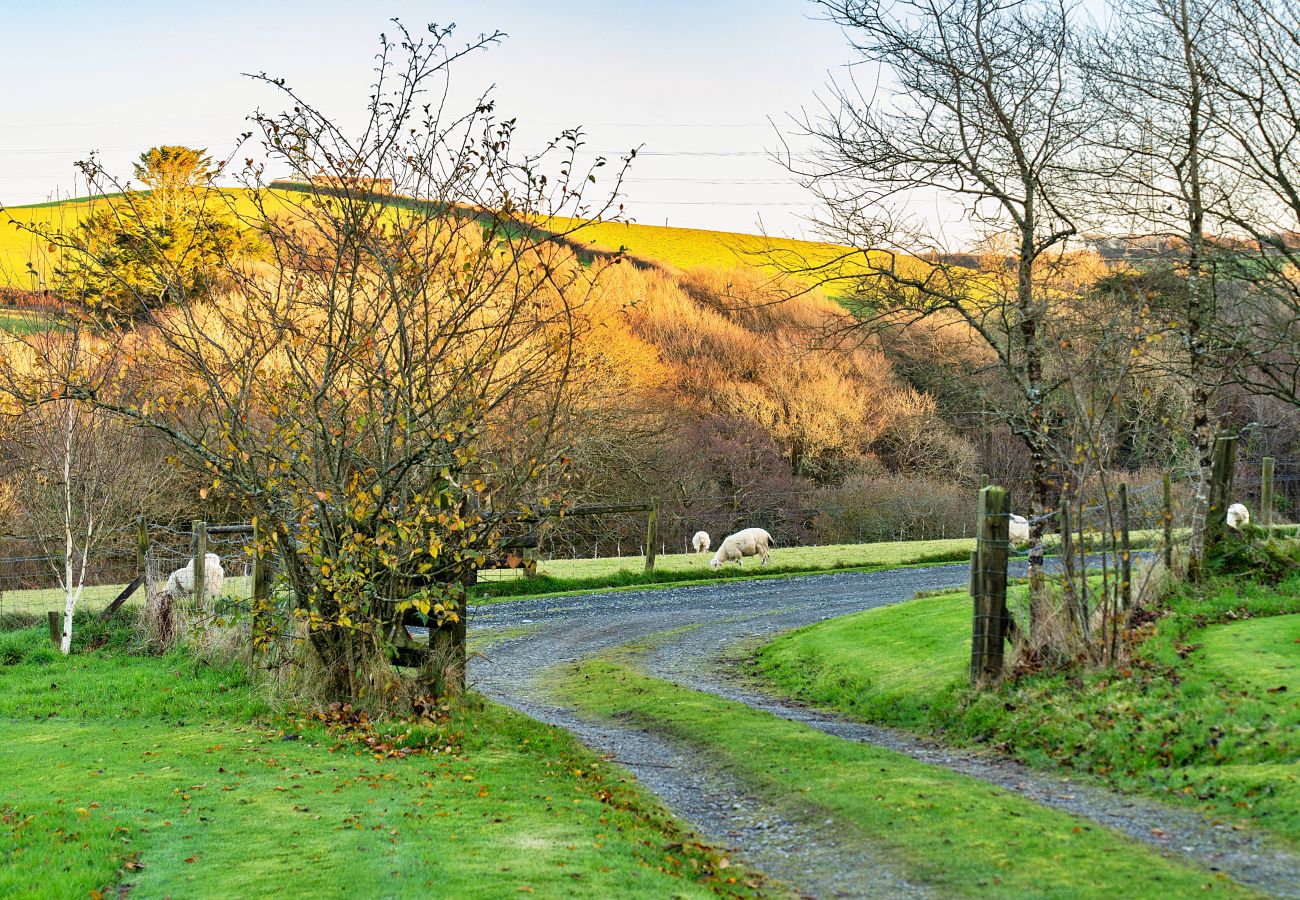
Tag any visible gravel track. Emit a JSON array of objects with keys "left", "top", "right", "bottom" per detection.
[{"left": 467, "top": 563, "right": 1300, "bottom": 898}]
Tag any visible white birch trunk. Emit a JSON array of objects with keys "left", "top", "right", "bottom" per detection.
[{"left": 58, "top": 400, "right": 86, "bottom": 655}]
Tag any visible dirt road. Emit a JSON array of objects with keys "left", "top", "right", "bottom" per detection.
[{"left": 468, "top": 564, "right": 1300, "bottom": 898}]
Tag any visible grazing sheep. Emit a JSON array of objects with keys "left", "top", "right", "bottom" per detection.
[
  {"left": 1227, "top": 503, "right": 1250, "bottom": 531},
  {"left": 708, "top": 527, "right": 773, "bottom": 571},
  {"left": 692, "top": 530, "right": 711, "bottom": 553},
  {"left": 1009, "top": 514, "right": 1030, "bottom": 545},
  {"left": 165, "top": 552, "right": 225, "bottom": 599}
]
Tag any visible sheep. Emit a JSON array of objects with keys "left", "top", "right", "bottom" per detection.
[
  {"left": 708, "top": 527, "right": 773, "bottom": 571},
  {"left": 1009, "top": 514, "right": 1030, "bottom": 545},
  {"left": 165, "top": 552, "right": 225, "bottom": 599},
  {"left": 692, "top": 530, "right": 711, "bottom": 553},
  {"left": 1227, "top": 502, "right": 1250, "bottom": 531}
]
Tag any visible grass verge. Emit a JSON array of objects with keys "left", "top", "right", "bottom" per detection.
[
  {"left": 0, "top": 616, "right": 768, "bottom": 898},
  {"left": 553, "top": 642, "right": 1254, "bottom": 896},
  {"left": 752, "top": 575, "right": 1300, "bottom": 847}
]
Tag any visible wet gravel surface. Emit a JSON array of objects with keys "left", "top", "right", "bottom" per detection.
[{"left": 467, "top": 563, "right": 1300, "bottom": 898}]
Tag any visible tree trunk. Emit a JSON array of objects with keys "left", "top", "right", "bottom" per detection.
[
  {"left": 60, "top": 401, "right": 75, "bottom": 656},
  {"left": 1179, "top": 0, "right": 1214, "bottom": 580},
  {"left": 1018, "top": 234, "right": 1050, "bottom": 641}
]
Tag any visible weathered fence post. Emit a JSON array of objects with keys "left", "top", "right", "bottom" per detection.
[
  {"left": 47, "top": 610, "right": 60, "bottom": 645},
  {"left": 1059, "top": 499, "right": 1076, "bottom": 623},
  {"left": 1204, "top": 434, "right": 1238, "bottom": 557},
  {"left": 1119, "top": 483, "right": 1132, "bottom": 611},
  {"left": 136, "top": 515, "right": 148, "bottom": 576},
  {"left": 192, "top": 519, "right": 208, "bottom": 610},
  {"left": 251, "top": 518, "right": 270, "bottom": 634},
  {"left": 1161, "top": 472, "right": 1174, "bottom": 570},
  {"left": 1262, "top": 457, "right": 1275, "bottom": 537},
  {"left": 969, "top": 487, "right": 987, "bottom": 678},
  {"left": 644, "top": 497, "right": 660, "bottom": 573},
  {"left": 970, "top": 485, "right": 1010, "bottom": 685}
]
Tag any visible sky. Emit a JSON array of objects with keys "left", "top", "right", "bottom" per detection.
[{"left": 0, "top": 0, "right": 851, "bottom": 238}]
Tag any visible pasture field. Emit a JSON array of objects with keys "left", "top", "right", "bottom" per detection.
[
  {"left": 474, "top": 538, "right": 978, "bottom": 600},
  {"left": 2, "top": 189, "right": 908, "bottom": 293},
  {"left": 0, "top": 614, "right": 764, "bottom": 898},
  {"left": 1, "top": 529, "right": 1180, "bottom": 616},
  {"left": 554, "top": 638, "right": 1253, "bottom": 896},
  {"left": 0, "top": 540, "right": 975, "bottom": 618},
  {"left": 0, "top": 190, "right": 302, "bottom": 288},
  {"left": 541, "top": 215, "right": 865, "bottom": 275},
  {"left": 753, "top": 574, "right": 1300, "bottom": 847}
]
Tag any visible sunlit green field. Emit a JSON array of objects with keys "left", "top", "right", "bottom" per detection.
[
  {"left": 2, "top": 188, "right": 916, "bottom": 291},
  {"left": 0, "top": 189, "right": 302, "bottom": 287}
]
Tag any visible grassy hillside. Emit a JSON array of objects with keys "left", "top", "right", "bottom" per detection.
[
  {"left": 0, "top": 189, "right": 300, "bottom": 287},
  {"left": 3, "top": 188, "right": 912, "bottom": 291}
]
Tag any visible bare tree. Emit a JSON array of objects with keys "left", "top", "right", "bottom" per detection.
[
  {"left": 10, "top": 22, "right": 631, "bottom": 702},
  {"left": 1205, "top": 0, "right": 1300, "bottom": 413},
  {"left": 790, "top": 0, "right": 1091, "bottom": 641},
  {"left": 2, "top": 330, "right": 174, "bottom": 653},
  {"left": 1079, "top": 0, "right": 1232, "bottom": 575}
]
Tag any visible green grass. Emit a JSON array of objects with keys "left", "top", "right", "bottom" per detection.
[
  {"left": 553, "top": 641, "right": 1255, "bottom": 897},
  {"left": 0, "top": 618, "right": 768, "bottom": 898},
  {"left": 473, "top": 538, "right": 977, "bottom": 601},
  {"left": 0, "top": 576, "right": 255, "bottom": 620},
  {"left": 1200, "top": 613, "right": 1299, "bottom": 695},
  {"left": 753, "top": 574, "right": 1300, "bottom": 846},
  {"left": 0, "top": 309, "right": 47, "bottom": 334},
  {"left": 0, "top": 189, "right": 300, "bottom": 287}
]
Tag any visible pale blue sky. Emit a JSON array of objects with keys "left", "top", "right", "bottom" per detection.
[{"left": 1, "top": 1, "right": 849, "bottom": 236}]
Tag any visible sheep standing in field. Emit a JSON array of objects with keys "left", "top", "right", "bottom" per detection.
[
  {"left": 708, "top": 527, "right": 773, "bottom": 571},
  {"left": 1008, "top": 514, "right": 1030, "bottom": 545},
  {"left": 692, "top": 530, "right": 711, "bottom": 553},
  {"left": 1227, "top": 503, "right": 1250, "bottom": 531},
  {"left": 165, "top": 552, "right": 225, "bottom": 599}
]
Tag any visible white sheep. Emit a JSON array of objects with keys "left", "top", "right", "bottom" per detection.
[
  {"left": 708, "top": 527, "right": 773, "bottom": 571},
  {"left": 1227, "top": 502, "right": 1250, "bottom": 531},
  {"left": 165, "top": 552, "right": 225, "bottom": 599},
  {"left": 692, "top": 530, "right": 711, "bottom": 553},
  {"left": 1009, "top": 514, "right": 1030, "bottom": 545}
]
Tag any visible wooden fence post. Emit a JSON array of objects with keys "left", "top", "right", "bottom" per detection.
[
  {"left": 1059, "top": 500, "right": 1076, "bottom": 623},
  {"left": 1119, "top": 483, "right": 1132, "bottom": 610},
  {"left": 136, "top": 515, "right": 148, "bottom": 576},
  {"left": 252, "top": 518, "right": 269, "bottom": 638},
  {"left": 1204, "top": 435, "right": 1238, "bottom": 556},
  {"left": 1162, "top": 472, "right": 1173, "bottom": 570},
  {"left": 47, "top": 610, "right": 60, "bottom": 646},
  {"left": 192, "top": 519, "right": 208, "bottom": 610},
  {"left": 1262, "top": 457, "right": 1275, "bottom": 537},
  {"left": 971, "top": 485, "right": 1010, "bottom": 685},
  {"left": 969, "top": 487, "right": 987, "bottom": 679},
  {"left": 644, "top": 497, "right": 660, "bottom": 573}
]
